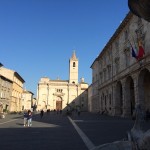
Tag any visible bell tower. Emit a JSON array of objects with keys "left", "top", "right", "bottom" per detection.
[{"left": 69, "top": 51, "right": 78, "bottom": 84}]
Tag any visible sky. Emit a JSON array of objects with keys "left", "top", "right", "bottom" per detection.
[{"left": 0, "top": 0, "right": 129, "bottom": 96}]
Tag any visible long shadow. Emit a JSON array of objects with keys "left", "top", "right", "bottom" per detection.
[
  {"left": 1, "top": 111, "right": 150, "bottom": 149},
  {"left": 0, "top": 112, "right": 88, "bottom": 150}
]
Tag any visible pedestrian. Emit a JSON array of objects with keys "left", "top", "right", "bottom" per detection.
[
  {"left": 77, "top": 107, "right": 81, "bottom": 116},
  {"left": 23, "top": 110, "right": 28, "bottom": 127},
  {"left": 40, "top": 109, "right": 44, "bottom": 118},
  {"left": 27, "top": 110, "right": 32, "bottom": 127},
  {"left": 60, "top": 109, "right": 62, "bottom": 114}
]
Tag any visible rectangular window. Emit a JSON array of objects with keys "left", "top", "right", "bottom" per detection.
[
  {"left": 115, "top": 58, "right": 120, "bottom": 74},
  {"left": 107, "top": 65, "right": 111, "bottom": 79},
  {"left": 124, "top": 30, "right": 128, "bottom": 41},
  {"left": 125, "top": 50, "right": 130, "bottom": 67},
  {"left": 103, "top": 69, "right": 106, "bottom": 81}
]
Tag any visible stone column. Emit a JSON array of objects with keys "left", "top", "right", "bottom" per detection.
[
  {"left": 112, "top": 83, "right": 117, "bottom": 116},
  {"left": 122, "top": 79, "right": 128, "bottom": 117},
  {"left": 133, "top": 74, "right": 139, "bottom": 107}
]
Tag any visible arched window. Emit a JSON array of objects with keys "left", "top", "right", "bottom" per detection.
[{"left": 73, "top": 62, "right": 76, "bottom": 67}]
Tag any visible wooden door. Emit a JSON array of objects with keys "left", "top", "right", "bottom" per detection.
[{"left": 56, "top": 101, "right": 62, "bottom": 110}]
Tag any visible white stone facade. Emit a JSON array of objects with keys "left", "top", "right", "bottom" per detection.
[
  {"left": 37, "top": 52, "right": 88, "bottom": 111},
  {"left": 22, "top": 90, "right": 34, "bottom": 111},
  {"left": 90, "top": 12, "right": 150, "bottom": 117}
]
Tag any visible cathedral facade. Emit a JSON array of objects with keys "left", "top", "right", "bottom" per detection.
[{"left": 37, "top": 52, "right": 88, "bottom": 111}]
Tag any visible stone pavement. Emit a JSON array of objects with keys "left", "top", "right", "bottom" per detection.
[
  {"left": 0, "top": 111, "right": 149, "bottom": 150},
  {"left": 70, "top": 112, "right": 134, "bottom": 146}
]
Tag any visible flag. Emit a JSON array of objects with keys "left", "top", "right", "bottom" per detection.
[
  {"left": 137, "top": 40, "right": 145, "bottom": 60},
  {"left": 132, "top": 47, "right": 137, "bottom": 59},
  {"left": 128, "top": 40, "right": 137, "bottom": 60}
]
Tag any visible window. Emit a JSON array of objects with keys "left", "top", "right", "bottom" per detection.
[
  {"left": 92, "top": 77, "right": 94, "bottom": 83},
  {"left": 115, "top": 40, "right": 119, "bottom": 52},
  {"left": 103, "top": 69, "right": 106, "bottom": 81},
  {"left": 124, "top": 49, "right": 130, "bottom": 67},
  {"left": 103, "top": 55, "right": 106, "bottom": 65},
  {"left": 73, "top": 62, "right": 76, "bottom": 67},
  {"left": 99, "top": 72, "right": 102, "bottom": 84},
  {"left": 101, "top": 73, "right": 103, "bottom": 83},
  {"left": 115, "top": 57, "right": 120, "bottom": 74},
  {"left": 56, "top": 89, "right": 63, "bottom": 93},
  {"left": 109, "top": 94, "right": 111, "bottom": 105},
  {"left": 99, "top": 60, "right": 102, "bottom": 69},
  {"left": 96, "top": 74, "right": 97, "bottom": 81},
  {"left": 107, "top": 65, "right": 111, "bottom": 79},
  {"left": 124, "top": 30, "right": 128, "bottom": 41}
]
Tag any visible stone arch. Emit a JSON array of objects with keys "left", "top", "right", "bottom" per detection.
[
  {"left": 115, "top": 81, "right": 123, "bottom": 115},
  {"left": 138, "top": 68, "right": 150, "bottom": 111},
  {"left": 125, "top": 76, "right": 135, "bottom": 116}
]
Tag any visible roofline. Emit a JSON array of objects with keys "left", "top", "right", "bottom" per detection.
[
  {"left": 49, "top": 80, "right": 69, "bottom": 82},
  {"left": 90, "top": 57, "right": 99, "bottom": 68},
  {"left": 0, "top": 75, "right": 13, "bottom": 83},
  {"left": 0, "top": 63, "right": 3, "bottom": 67},
  {"left": 97, "top": 11, "right": 133, "bottom": 60},
  {"left": 14, "top": 72, "right": 25, "bottom": 83},
  {"left": 23, "top": 90, "right": 34, "bottom": 95}
]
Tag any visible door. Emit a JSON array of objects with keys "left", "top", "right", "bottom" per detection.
[{"left": 56, "top": 101, "right": 62, "bottom": 110}]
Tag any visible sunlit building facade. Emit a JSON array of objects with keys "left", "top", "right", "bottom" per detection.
[
  {"left": 0, "top": 66, "right": 25, "bottom": 112},
  {"left": 37, "top": 52, "right": 88, "bottom": 111},
  {"left": 0, "top": 74, "right": 13, "bottom": 112},
  {"left": 22, "top": 90, "right": 34, "bottom": 111}
]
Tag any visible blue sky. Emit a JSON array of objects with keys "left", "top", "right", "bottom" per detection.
[{"left": 0, "top": 0, "right": 129, "bottom": 96}]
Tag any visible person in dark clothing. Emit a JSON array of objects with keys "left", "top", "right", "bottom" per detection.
[
  {"left": 27, "top": 110, "right": 32, "bottom": 127},
  {"left": 23, "top": 110, "right": 28, "bottom": 127},
  {"left": 40, "top": 109, "right": 44, "bottom": 118}
]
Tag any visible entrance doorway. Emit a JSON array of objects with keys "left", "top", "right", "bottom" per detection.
[
  {"left": 138, "top": 69, "right": 150, "bottom": 110},
  {"left": 125, "top": 76, "right": 135, "bottom": 116},
  {"left": 56, "top": 97, "right": 62, "bottom": 110},
  {"left": 115, "top": 81, "right": 123, "bottom": 115}
]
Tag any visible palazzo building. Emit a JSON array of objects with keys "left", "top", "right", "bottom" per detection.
[
  {"left": 90, "top": 12, "right": 150, "bottom": 117},
  {"left": 37, "top": 51, "right": 88, "bottom": 111},
  {"left": 0, "top": 65, "right": 25, "bottom": 112},
  {"left": 0, "top": 74, "right": 13, "bottom": 112}
]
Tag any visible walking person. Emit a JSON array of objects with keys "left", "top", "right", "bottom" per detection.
[
  {"left": 23, "top": 110, "right": 28, "bottom": 127},
  {"left": 77, "top": 107, "right": 81, "bottom": 116},
  {"left": 40, "top": 109, "right": 44, "bottom": 118},
  {"left": 27, "top": 110, "right": 32, "bottom": 127}
]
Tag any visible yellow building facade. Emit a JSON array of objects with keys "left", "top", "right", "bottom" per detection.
[{"left": 0, "top": 66, "right": 25, "bottom": 112}]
